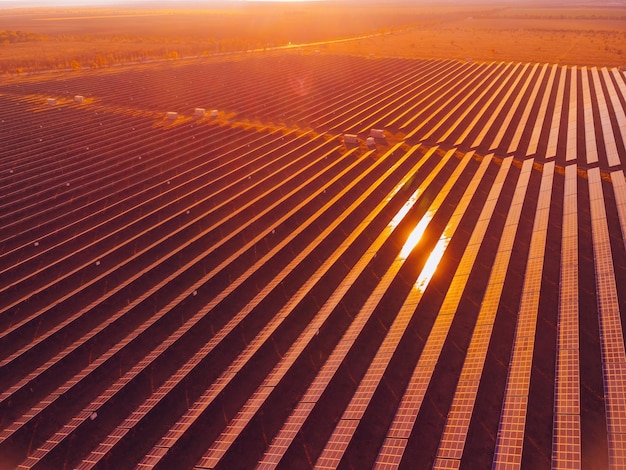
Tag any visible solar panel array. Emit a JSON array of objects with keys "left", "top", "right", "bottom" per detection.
[{"left": 1, "top": 53, "right": 625, "bottom": 469}]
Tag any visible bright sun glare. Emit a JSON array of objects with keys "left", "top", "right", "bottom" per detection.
[{"left": 399, "top": 213, "right": 432, "bottom": 260}]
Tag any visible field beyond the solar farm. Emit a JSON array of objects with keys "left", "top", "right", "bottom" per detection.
[
  {"left": 1, "top": 2, "right": 626, "bottom": 74},
  {"left": 2, "top": 1, "right": 626, "bottom": 470}
]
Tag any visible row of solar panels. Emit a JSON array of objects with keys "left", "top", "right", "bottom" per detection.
[
  {"left": 0, "top": 55, "right": 625, "bottom": 469},
  {"left": 3, "top": 55, "right": 625, "bottom": 167}
]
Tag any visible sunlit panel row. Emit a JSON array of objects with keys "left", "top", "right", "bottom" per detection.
[
  {"left": 375, "top": 156, "right": 514, "bottom": 467},
  {"left": 588, "top": 167, "right": 626, "bottom": 469},
  {"left": 315, "top": 150, "right": 478, "bottom": 468},
  {"left": 435, "top": 158, "right": 538, "bottom": 469},
  {"left": 551, "top": 164, "right": 582, "bottom": 469},
  {"left": 492, "top": 161, "right": 555, "bottom": 469},
  {"left": 2, "top": 55, "right": 626, "bottom": 469}
]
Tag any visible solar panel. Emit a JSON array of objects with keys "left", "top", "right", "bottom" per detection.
[
  {"left": 580, "top": 67, "right": 599, "bottom": 164},
  {"left": 604, "top": 70, "right": 626, "bottom": 162},
  {"left": 1, "top": 131, "right": 338, "bottom": 362},
  {"left": 363, "top": 61, "right": 458, "bottom": 132},
  {"left": 419, "top": 63, "right": 508, "bottom": 143},
  {"left": 588, "top": 167, "right": 626, "bottom": 469},
  {"left": 72, "top": 141, "right": 384, "bottom": 466},
  {"left": 545, "top": 66, "right": 568, "bottom": 160},
  {"left": 611, "top": 171, "right": 626, "bottom": 249},
  {"left": 454, "top": 63, "right": 524, "bottom": 147},
  {"left": 491, "top": 160, "right": 554, "bottom": 468},
  {"left": 488, "top": 63, "right": 540, "bottom": 151},
  {"left": 566, "top": 67, "right": 578, "bottom": 162},
  {"left": 150, "top": 143, "right": 415, "bottom": 466},
  {"left": 375, "top": 156, "right": 514, "bottom": 466},
  {"left": 507, "top": 63, "right": 550, "bottom": 154},
  {"left": 125, "top": 143, "right": 424, "bottom": 466},
  {"left": 437, "top": 159, "right": 539, "bottom": 467},
  {"left": 253, "top": 148, "right": 459, "bottom": 467},
  {"left": 3, "top": 55, "right": 626, "bottom": 470},
  {"left": 385, "top": 61, "right": 469, "bottom": 129},
  {"left": 315, "top": 151, "right": 480, "bottom": 465},
  {"left": 313, "top": 60, "right": 432, "bottom": 132},
  {"left": 610, "top": 69, "right": 626, "bottom": 129},
  {"left": 590, "top": 68, "right": 620, "bottom": 167},
  {"left": 321, "top": 60, "right": 448, "bottom": 134},
  {"left": 470, "top": 64, "right": 531, "bottom": 149},
  {"left": 435, "top": 62, "right": 513, "bottom": 145},
  {"left": 527, "top": 64, "right": 558, "bottom": 157},
  {"left": 402, "top": 62, "right": 489, "bottom": 134}
]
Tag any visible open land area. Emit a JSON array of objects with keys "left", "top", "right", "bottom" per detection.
[
  {"left": 1, "top": 2, "right": 626, "bottom": 74},
  {"left": 326, "top": 6, "right": 626, "bottom": 66},
  {"left": 0, "top": 3, "right": 447, "bottom": 74},
  {"left": 1, "top": 2, "right": 626, "bottom": 469}
]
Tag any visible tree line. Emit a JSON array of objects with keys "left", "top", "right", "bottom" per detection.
[
  {"left": 0, "top": 30, "right": 48, "bottom": 44},
  {"left": 0, "top": 37, "right": 277, "bottom": 75}
]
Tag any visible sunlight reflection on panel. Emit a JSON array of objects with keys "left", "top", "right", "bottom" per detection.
[
  {"left": 399, "top": 212, "right": 433, "bottom": 260},
  {"left": 390, "top": 189, "right": 421, "bottom": 229},
  {"left": 415, "top": 235, "right": 450, "bottom": 293}
]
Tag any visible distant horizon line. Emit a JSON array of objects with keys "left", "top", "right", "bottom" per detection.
[{"left": 2, "top": 0, "right": 624, "bottom": 10}]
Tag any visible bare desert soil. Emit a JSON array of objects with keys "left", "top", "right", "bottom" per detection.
[{"left": 1, "top": 3, "right": 625, "bottom": 75}]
